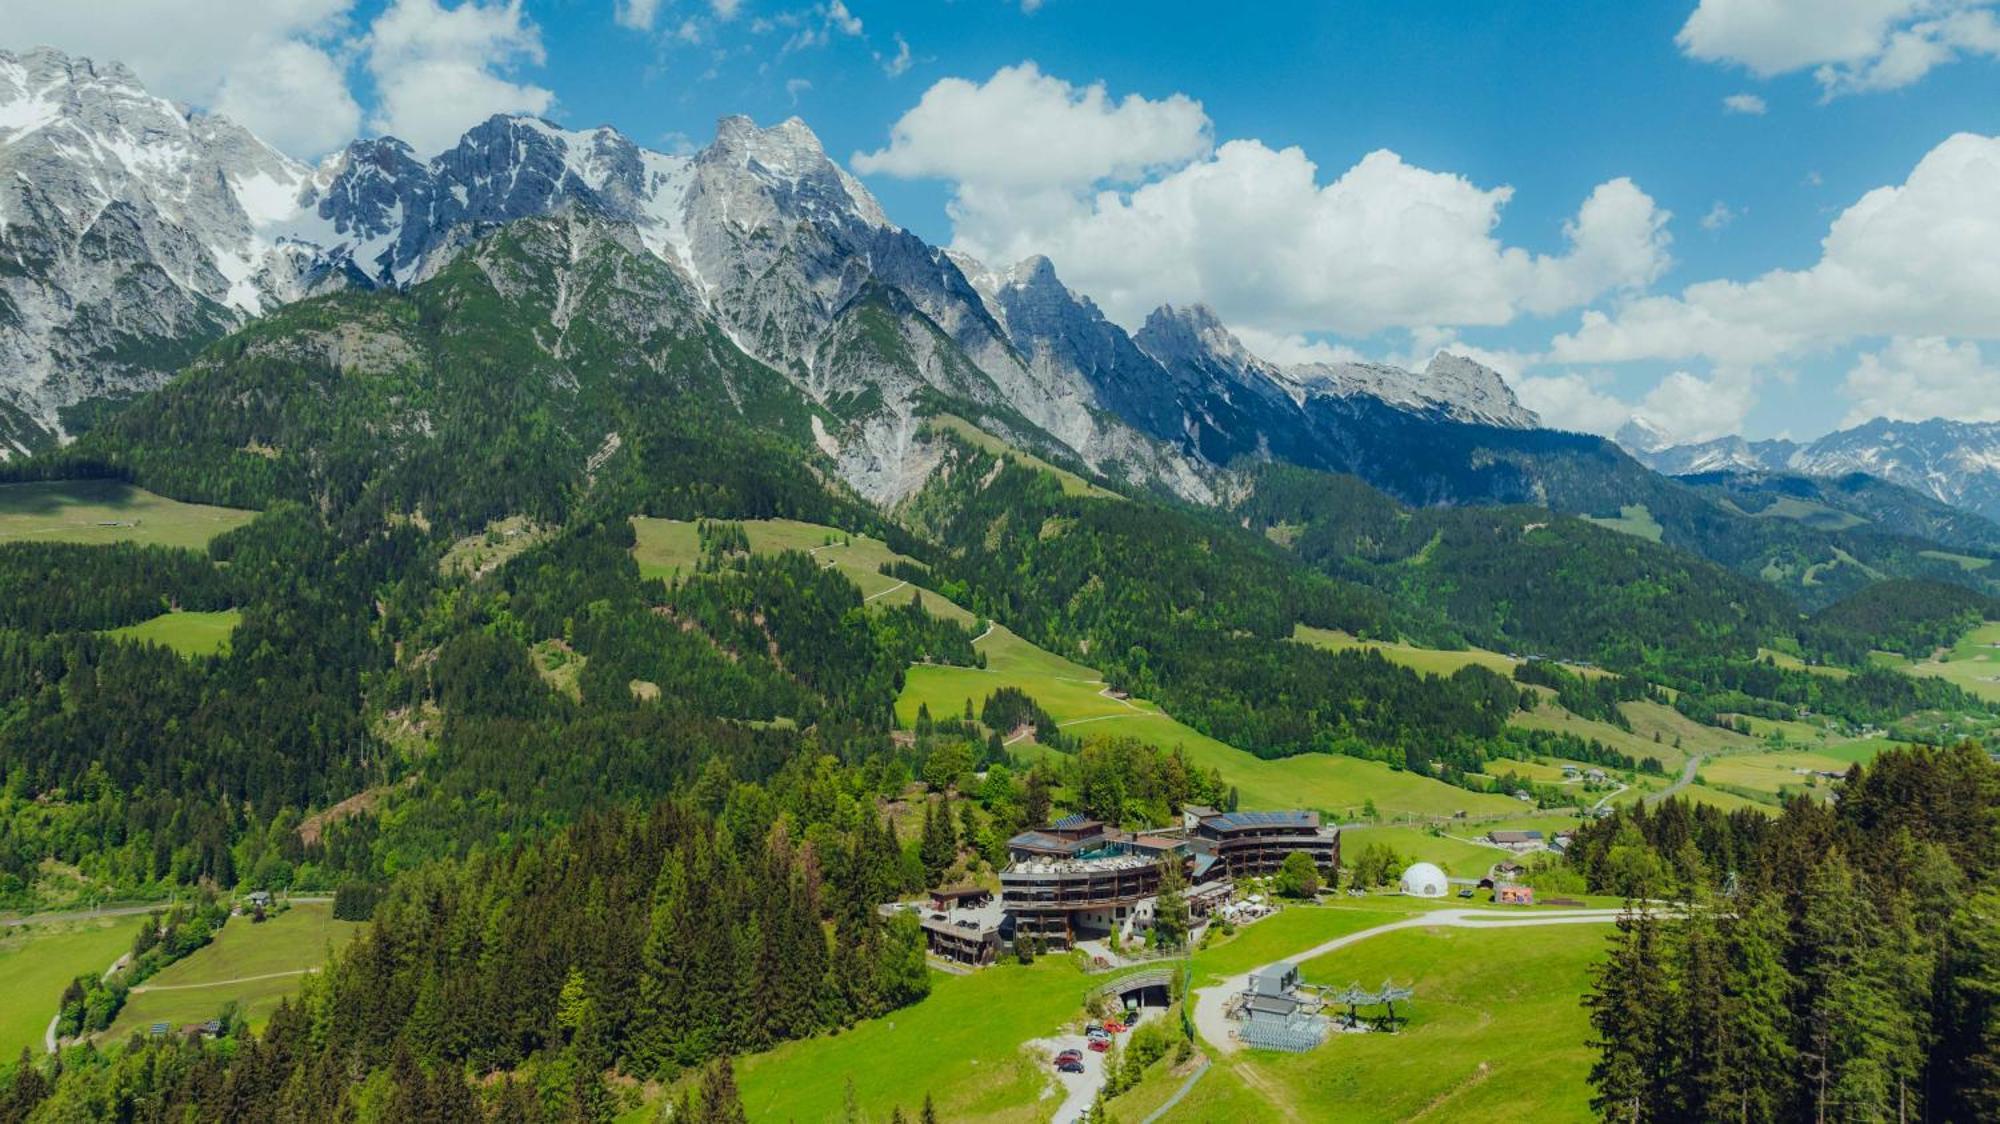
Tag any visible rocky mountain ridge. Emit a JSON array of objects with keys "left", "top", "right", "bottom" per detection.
[
  {"left": 1, "top": 45, "right": 1541, "bottom": 505},
  {"left": 1629, "top": 418, "right": 2000, "bottom": 523}
]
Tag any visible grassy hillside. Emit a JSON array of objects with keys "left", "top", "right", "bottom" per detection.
[
  {"left": 1293, "top": 625, "right": 1523, "bottom": 677},
  {"left": 1582, "top": 503, "right": 1665, "bottom": 542},
  {"left": 736, "top": 901, "right": 1433, "bottom": 1122},
  {"left": 1170, "top": 922, "right": 1609, "bottom": 1123},
  {"left": 0, "top": 480, "right": 254, "bottom": 549},
  {"left": 104, "top": 610, "right": 242, "bottom": 657},
  {"left": 1335, "top": 826, "right": 1519, "bottom": 878},
  {"left": 642, "top": 516, "right": 1526, "bottom": 821},
  {"left": 0, "top": 917, "right": 134, "bottom": 1059},
  {"left": 1699, "top": 749, "right": 1860, "bottom": 803},
  {"left": 1900, "top": 620, "right": 2000, "bottom": 702},
  {"left": 736, "top": 956, "right": 1094, "bottom": 1123},
  {"left": 630, "top": 517, "right": 972, "bottom": 619},
  {"left": 1511, "top": 699, "right": 1758, "bottom": 771},
  {"left": 103, "top": 903, "right": 361, "bottom": 1039},
  {"left": 907, "top": 621, "right": 1521, "bottom": 820}
]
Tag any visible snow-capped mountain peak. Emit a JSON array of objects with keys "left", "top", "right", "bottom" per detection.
[
  {"left": 702, "top": 113, "right": 891, "bottom": 231},
  {"left": 1630, "top": 416, "right": 2000, "bottom": 522}
]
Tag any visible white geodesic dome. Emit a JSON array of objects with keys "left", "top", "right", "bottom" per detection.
[{"left": 1400, "top": 861, "right": 1449, "bottom": 897}]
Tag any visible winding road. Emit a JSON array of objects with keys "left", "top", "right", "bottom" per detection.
[
  {"left": 1191, "top": 906, "right": 1630, "bottom": 1055},
  {"left": 1645, "top": 753, "right": 1705, "bottom": 805}
]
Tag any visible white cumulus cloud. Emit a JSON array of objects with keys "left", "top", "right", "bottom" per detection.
[
  {"left": 853, "top": 62, "right": 1211, "bottom": 190},
  {"left": 1841, "top": 336, "right": 2000, "bottom": 424},
  {"left": 1514, "top": 368, "right": 1759, "bottom": 445},
  {"left": 614, "top": 0, "right": 664, "bottom": 31},
  {"left": 1551, "top": 131, "right": 2000, "bottom": 369},
  {"left": 364, "top": 0, "right": 554, "bottom": 157},
  {"left": 1678, "top": 0, "right": 2000, "bottom": 97},
  {"left": 856, "top": 64, "right": 1670, "bottom": 338},
  {"left": 1722, "top": 92, "right": 1768, "bottom": 114},
  {"left": 3, "top": 0, "right": 362, "bottom": 156}
]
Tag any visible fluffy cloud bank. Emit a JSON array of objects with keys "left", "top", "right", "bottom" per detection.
[
  {"left": 365, "top": 0, "right": 553, "bottom": 156},
  {"left": 5, "top": 0, "right": 362, "bottom": 155},
  {"left": 1551, "top": 131, "right": 2000, "bottom": 368},
  {"left": 854, "top": 63, "right": 1671, "bottom": 337},
  {"left": 1678, "top": 0, "right": 2000, "bottom": 96},
  {"left": 1841, "top": 337, "right": 2000, "bottom": 425},
  {"left": 9, "top": 0, "right": 556, "bottom": 158}
]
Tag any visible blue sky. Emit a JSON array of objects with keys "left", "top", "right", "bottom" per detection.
[{"left": 13, "top": 1, "right": 2000, "bottom": 445}]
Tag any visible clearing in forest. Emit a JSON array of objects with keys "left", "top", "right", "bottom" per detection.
[
  {"left": 104, "top": 609, "right": 242, "bottom": 657},
  {"left": 0, "top": 480, "right": 254, "bottom": 549},
  {"left": 0, "top": 917, "right": 133, "bottom": 1058},
  {"left": 103, "top": 902, "right": 362, "bottom": 1040}
]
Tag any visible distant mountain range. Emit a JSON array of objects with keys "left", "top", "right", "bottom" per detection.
[
  {"left": 1624, "top": 417, "right": 2000, "bottom": 524},
  {"left": 13, "top": 43, "right": 2000, "bottom": 616},
  {"left": 0, "top": 45, "right": 1537, "bottom": 506}
]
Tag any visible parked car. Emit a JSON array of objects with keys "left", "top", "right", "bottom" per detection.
[
  {"left": 1057, "top": 1060, "right": 1086, "bottom": 1074},
  {"left": 1458, "top": 888, "right": 1475, "bottom": 898},
  {"left": 1088, "top": 1039, "right": 1111, "bottom": 1053},
  {"left": 1104, "top": 1020, "right": 1127, "bottom": 1034},
  {"left": 1053, "top": 1049, "right": 1082, "bottom": 1065}
]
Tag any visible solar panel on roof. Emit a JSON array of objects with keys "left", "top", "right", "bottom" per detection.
[{"left": 1204, "top": 810, "right": 1317, "bottom": 830}]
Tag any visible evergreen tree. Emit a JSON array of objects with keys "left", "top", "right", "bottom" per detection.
[
  {"left": 1665, "top": 891, "right": 1728, "bottom": 1120},
  {"left": 1150, "top": 856, "right": 1191, "bottom": 950},
  {"left": 1938, "top": 886, "right": 2000, "bottom": 1122},
  {"left": 696, "top": 1058, "right": 748, "bottom": 1124},
  {"left": 921, "top": 1092, "right": 938, "bottom": 1124},
  {"left": 1586, "top": 907, "right": 1670, "bottom": 1122},
  {"left": 919, "top": 797, "right": 956, "bottom": 886},
  {"left": 1717, "top": 894, "right": 1797, "bottom": 1123},
  {"left": 1797, "top": 851, "right": 1899, "bottom": 1123},
  {"left": 1024, "top": 769, "right": 1052, "bottom": 827}
]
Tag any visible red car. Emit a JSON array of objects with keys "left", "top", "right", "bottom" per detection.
[
  {"left": 1053, "top": 1049, "right": 1082, "bottom": 1065},
  {"left": 1104, "top": 1020, "right": 1127, "bottom": 1034},
  {"left": 1088, "top": 1038, "right": 1111, "bottom": 1053}
]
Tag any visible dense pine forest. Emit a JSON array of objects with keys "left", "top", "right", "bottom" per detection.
[{"left": 1574, "top": 744, "right": 2000, "bottom": 1121}]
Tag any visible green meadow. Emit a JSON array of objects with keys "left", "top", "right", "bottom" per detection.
[
  {"left": 1699, "top": 750, "right": 1854, "bottom": 802},
  {"left": 1581, "top": 503, "right": 1665, "bottom": 543},
  {"left": 0, "top": 480, "right": 254, "bottom": 549},
  {"left": 1335, "top": 826, "right": 1511, "bottom": 879},
  {"left": 1900, "top": 620, "right": 2000, "bottom": 702},
  {"left": 1293, "top": 625, "right": 1523, "bottom": 678},
  {"left": 906, "top": 624, "right": 1522, "bottom": 821},
  {"left": 630, "top": 517, "right": 973, "bottom": 624},
  {"left": 0, "top": 916, "right": 135, "bottom": 1059},
  {"left": 103, "top": 902, "right": 362, "bottom": 1040},
  {"left": 104, "top": 609, "right": 241, "bottom": 657},
  {"left": 736, "top": 956, "right": 1097, "bottom": 1123},
  {"left": 735, "top": 899, "right": 1611, "bottom": 1122},
  {"left": 1168, "top": 921, "right": 1610, "bottom": 1123},
  {"left": 736, "top": 901, "right": 1434, "bottom": 1121}
]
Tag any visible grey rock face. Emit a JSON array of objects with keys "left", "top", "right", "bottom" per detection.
[
  {"left": 0, "top": 47, "right": 1536, "bottom": 508},
  {"left": 1288, "top": 352, "right": 1539, "bottom": 430},
  {"left": 0, "top": 46, "right": 312, "bottom": 448}
]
